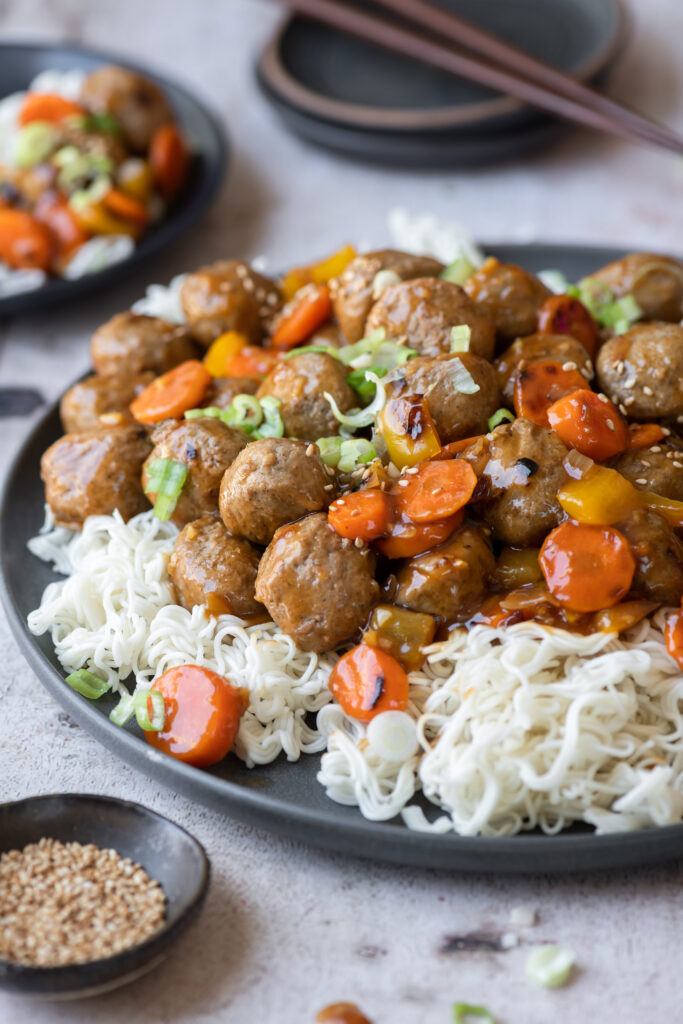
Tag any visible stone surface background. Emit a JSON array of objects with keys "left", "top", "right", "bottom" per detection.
[{"left": 0, "top": 2, "right": 681, "bottom": 1021}]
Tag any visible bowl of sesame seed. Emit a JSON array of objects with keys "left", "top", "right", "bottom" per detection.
[{"left": 0, "top": 793, "right": 210, "bottom": 998}]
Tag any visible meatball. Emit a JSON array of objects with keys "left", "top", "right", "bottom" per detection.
[
  {"left": 464, "top": 258, "right": 551, "bottom": 344},
  {"left": 330, "top": 249, "right": 444, "bottom": 343},
  {"left": 385, "top": 354, "right": 500, "bottom": 444},
  {"left": 596, "top": 322, "right": 683, "bottom": 420},
  {"left": 80, "top": 65, "right": 172, "bottom": 152},
  {"left": 494, "top": 333, "right": 593, "bottom": 404},
  {"left": 143, "top": 417, "right": 247, "bottom": 525},
  {"left": 461, "top": 418, "right": 569, "bottom": 547},
  {"left": 365, "top": 277, "right": 495, "bottom": 360},
  {"left": 41, "top": 423, "right": 152, "bottom": 530},
  {"left": 60, "top": 372, "right": 154, "bottom": 433},
  {"left": 91, "top": 312, "right": 197, "bottom": 378},
  {"left": 255, "top": 513, "right": 378, "bottom": 652},
  {"left": 257, "top": 352, "right": 355, "bottom": 441},
  {"left": 219, "top": 437, "right": 332, "bottom": 546},
  {"left": 609, "top": 445, "right": 683, "bottom": 501},
  {"left": 180, "top": 260, "right": 282, "bottom": 347},
  {"left": 202, "top": 376, "right": 259, "bottom": 410},
  {"left": 591, "top": 252, "right": 683, "bottom": 322},
  {"left": 168, "top": 515, "right": 263, "bottom": 618},
  {"left": 616, "top": 508, "right": 683, "bottom": 605},
  {"left": 394, "top": 524, "right": 495, "bottom": 619}
]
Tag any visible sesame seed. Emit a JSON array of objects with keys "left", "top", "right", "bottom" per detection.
[
  {"left": 580, "top": 368, "right": 592, "bottom": 379},
  {"left": 635, "top": 478, "right": 647, "bottom": 485},
  {"left": 255, "top": 288, "right": 265, "bottom": 302},
  {"left": 661, "top": 427, "right": 671, "bottom": 436},
  {"left": 562, "top": 361, "right": 577, "bottom": 371},
  {"left": 642, "top": 385, "right": 653, "bottom": 396},
  {"left": 350, "top": 509, "right": 360, "bottom": 516},
  {"left": 326, "top": 465, "right": 336, "bottom": 476},
  {"left": 624, "top": 396, "right": 635, "bottom": 406},
  {"left": 597, "top": 393, "right": 609, "bottom": 403},
  {"left": 674, "top": 462, "right": 683, "bottom": 469},
  {"left": 324, "top": 484, "right": 334, "bottom": 491},
  {"left": 305, "top": 443, "right": 316, "bottom": 456},
  {"left": 398, "top": 479, "right": 409, "bottom": 487},
  {"left": 677, "top": 415, "right": 683, "bottom": 424},
  {"left": 354, "top": 537, "right": 365, "bottom": 549},
  {"left": 242, "top": 278, "right": 254, "bottom": 293},
  {"left": 624, "top": 376, "right": 636, "bottom": 389},
  {"left": 267, "top": 293, "right": 279, "bottom": 307},
  {"left": 649, "top": 446, "right": 662, "bottom": 453},
  {"left": 606, "top": 418, "right": 615, "bottom": 431},
  {"left": 405, "top": 466, "right": 419, "bottom": 474},
  {"left": 235, "top": 264, "right": 247, "bottom": 278},
  {"left": 618, "top": 403, "right": 628, "bottom": 415},
  {"left": 361, "top": 469, "right": 372, "bottom": 480},
  {"left": 432, "top": 487, "right": 443, "bottom": 495},
  {"left": 616, "top": 361, "right": 625, "bottom": 374}
]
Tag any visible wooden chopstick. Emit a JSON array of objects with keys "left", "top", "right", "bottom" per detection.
[{"left": 269, "top": 0, "right": 683, "bottom": 155}]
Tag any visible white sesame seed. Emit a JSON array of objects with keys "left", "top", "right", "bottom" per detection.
[
  {"left": 326, "top": 465, "right": 336, "bottom": 476},
  {"left": 624, "top": 376, "right": 636, "bottom": 389},
  {"left": 642, "top": 386, "right": 653, "bottom": 396},
  {"left": 616, "top": 361, "right": 625, "bottom": 374},
  {"left": 597, "top": 393, "right": 609, "bottom": 403},
  {"left": 606, "top": 418, "right": 615, "bottom": 431},
  {"left": 635, "top": 478, "right": 647, "bottom": 485},
  {"left": 649, "top": 446, "right": 662, "bottom": 453},
  {"left": 432, "top": 487, "right": 443, "bottom": 495},
  {"left": 235, "top": 263, "right": 247, "bottom": 277},
  {"left": 324, "top": 484, "right": 334, "bottom": 491},
  {"left": 305, "top": 443, "right": 316, "bottom": 456},
  {"left": 674, "top": 462, "right": 683, "bottom": 469},
  {"left": 562, "top": 361, "right": 577, "bottom": 372},
  {"left": 661, "top": 427, "right": 671, "bottom": 436},
  {"left": 618, "top": 404, "right": 628, "bottom": 415},
  {"left": 267, "top": 293, "right": 279, "bottom": 307},
  {"left": 624, "top": 396, "right": 635, "bottom": 406},
  {"left": 677, "top": 415, "right": 683, "bottom": 424},
  {"left": 242, "top": 278, "right": 254, "bottom": 293},
  {"left": 398, "top": 479, "right": 410, "bottom": 487},
  {"left": 405, "top": 466, "right": 419, "bottom": 474},
  {"left": 354, "top": 537, "right": 365, "bottom": 548},
  {"left": 255, "top": 288, "right": 265, "bottom": 302}
]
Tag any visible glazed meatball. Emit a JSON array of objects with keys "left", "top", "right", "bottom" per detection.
[
  {"left": 180, "top": 260, "right": 282, "bottom": 347},
  {"left": 219, "top": 437, "right": 332, "bottom": 546},
  {"left": 60, "top": 372, "right": 154, "bottom": 433},
  {"left": 609, "top": 444, "right": 683, "bottom": 501},
  {"left": 257, "top": 352, "right": 355, "bottom": 441},
  {"left": 464, "top": 258, "right": 551, "bottom": 344},
  {"left": 168, "top": 515, "right": 263, "bottom": 618},
  {"left": 41, "top": 423, "right": 152, "bottom": 530},
  {"left": 142, "top": 417, "right": 247, "bottom": 525},
  {"left": 255, "top": 513, "right": 379, "bottom": 652},
  {"left": 616, "top": 508, "right": 683, "bottom": 605},
  {"left": 91, "top": 312, "right": 197, "bottom": 378},
  {"left": 494, "top": 333, "right": 593, "bottom": 404},
  {"left": 591, "top": 252, "right": 683, "bottom": 322},
  {"left": 461, "top": 418, "right": 569, "bottom": 547},
  {"left": 596, "top": 322, "right": 683, "bottom": 420},
  {"left": 202, "top": 376, "right": 259, "bottom": 410},
  {"left": 385, "top": 354, "right": 500, "bottom": 444},
  {"left": 80, "top": 65, "right": 172, "bottom": 152},
  {"left": 330, "top": 249, "right": 444, "bottom": 343},
  {"left": 365, "top": 278, "right": 495, "bottom": 360},
  {"left": 394, "top": 525, "right": 495, "bottom": 619}
]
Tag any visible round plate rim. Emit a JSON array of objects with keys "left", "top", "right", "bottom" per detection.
[
  {"left": 3, "top": 241, "right": 683, "bottom": 875},
  {"left": 257, "top": 0, "right": 629, "bottom": 132},
  {"left": 0, "top": 39, "right": 228, "bottom": 319}
]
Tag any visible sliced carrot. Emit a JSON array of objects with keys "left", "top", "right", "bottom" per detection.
[
  {"left": 223, "top": 345, "right": 281, "bottom": 379},
  {"left": 149, "top": 123, "right": 190, "bottom": 199},
  {"left": 102, "top": 187, "right": 149, "bottom": 226},
  {"left": 18, "top": 92, "right": 84, "bottom": 125},
  {"left": 434, "top": 435, "right": 485, "bottom": 460},
  {"left": 539, "top": 520, "right": 636, "bottom": 613},
  {"left": 0, "top": 209, "right": 53, "bottom": 270},
  {"left": 375, "top": 509, "right": 463, "bottom": 560},
  {"left": 145, "top": 665, "right": 242, "bottom": 767},
  {"left": 328, "top": 644, "right": 409, "bottom": 722},
  {"left": 514, "top": 359, "right": 588, "bottom": 427},
  {"left": 537, "top": 294, "right": 599, "bottom": 359},
  {"left": 328, "top": 489, "right": 393, "bottom": 543},
  {"left": 34, "top": 196, "right": 89, "bottom": 257},
  {"left": 547, "top": 388, "right": 628, "bottom": 462},
  {"left": 664, "top": 608, "right": 683, "bottom": 670},
  {"left": 130, "top": 360, "right": 211, "bottom": 423},
  {"left": 71, "top": 201, "right": 140, "bottom": 238},
  {"left": 393, "top": 459, "right": 477, "bottom": 524},
  {"left": 626, "top": 423, "right": 666, "bottom": 450},
  {"left": 271, "top": 284, "right": 332, "bottom": 350}
]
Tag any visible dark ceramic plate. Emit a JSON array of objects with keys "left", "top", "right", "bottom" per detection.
[
  {"left": 0, "top": 793, "right": 209, "bottom": 997},
  {"left": 0, "top": 42, "right": 227, "bottom": 319},
  {"left": 257, "top": 0, "right": 628, "bottom": 164},
  {"left": 2, "top": 244, "right": 683, "bottom": 875}
]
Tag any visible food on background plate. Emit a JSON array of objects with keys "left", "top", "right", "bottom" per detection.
[
  {"left": 26, "top": 230, "right": 683, "bottom": 839},
  {"left": 0, "top": 65, "right": 190, "bottom": 295}
]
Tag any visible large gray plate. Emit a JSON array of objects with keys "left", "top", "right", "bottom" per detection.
[{"left": 3, "top": 243, "right": 683, "bottom": 873}]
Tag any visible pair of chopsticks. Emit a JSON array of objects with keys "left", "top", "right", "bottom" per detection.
[{"left": 269, "top": 0, "right": 683, "bottom": 155}]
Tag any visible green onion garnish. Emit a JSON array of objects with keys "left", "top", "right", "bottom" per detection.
[
  {"left": 525, "top": 945, "right": 575, "bottom": 988},
  {"left": 283, "top": 344, "right": 339, "bottom": 360},
  {"left": 184, "top": 406, "right": 221, "bottom": 419},
  {"left": 440, "top": 255, "right": 476, "bottom": 286},
  {"left": 453, "top": 1004, "right": 495, "bottom": 1023},
  {"left": 134, "top": 689, "right": 165, "bottom": 732},
  {"left": 144, "top": 457, "right": 188, "bottom": 521},
  {"left": 325, "top": 371, "right": 386, "bottom": 430},
  {"left": 109, "top": 692, "right": 136, "bottom": 726},
  {"left": 65, "top": 669, "right": 110, "bottom": 700},
  {"left": 450, "top": 324, "right": 471, "bottom": 353},
  {"left": 14, "top": 121, "right": 56, "bottom": 168},
  {"left": 185, "top": 395, "right": 284, "bottom": 439},
  {"left": 315, "top": 436, "right": 344, "bottom": 467},
  {"left": 347, "top": 365, "right": 388, "bottom": 404},
  {"left": 599, "top": 293, "right": 642, "bottom": 334},
  {"left": 337, "top": 438, "right": 376, "bottom": 473},
  {"left": 488, "top": 408, "right": 515, "bottom": 430}
]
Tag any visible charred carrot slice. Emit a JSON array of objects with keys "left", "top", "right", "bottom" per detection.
[
  {"left": 149, "top": 123, "right": 190, "bottom": 199},
  {"left": 0, "top": 209, "right": 53, "bottom": 270},
  {"left": 626, "top": 423, "right": 666, "bottom": 450},
  {"left": 102, "top": 187, "right": 149, "bottom": 226},
  {"left": 394, "top": 459, "right": 477, "bottom": 524},
  {"left": 130, "top": 360, "right": 211, "bottom": 423},
  {"left": 537, "top": 294, "right": 599, "bottom": 359},
  {"left": 328, "top": 489, "right": 393, "bottom": 542},
  {"left": 539, "top": 521, "right": 636, "bottom": 613},
  {"left": 271, "top": 284, "right": 332, "bottom": 350},
  {"left": 328, "top": 644, "right": 409, "bottom": 722},
  {"left": 223, "top": 345, "right": 281, "bottom": 379},
  {"left": 375, "top": 510, "right": 463, "bottom": 560},
  {"left": 514, "top": 359, "right": 587, "bottom": 427},
  {"left": 547, "top": 388, "right": 628, "bottom": 462},
  {"left": 18, "top": 92, "right": 84, "bottom": 125},
  {"left": 434, "top": 435, "right": 484, "bottom": 460}
]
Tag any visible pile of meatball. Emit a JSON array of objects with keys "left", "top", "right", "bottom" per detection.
[{"left": 42, "top": 249, "right": 683, "bottom": 653}]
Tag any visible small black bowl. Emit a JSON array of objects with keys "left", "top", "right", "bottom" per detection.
[{"left": 0, "top": 793, "right": 210, "bottom": 998}]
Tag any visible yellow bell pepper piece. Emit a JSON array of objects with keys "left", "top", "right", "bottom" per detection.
[
  {"left": 378, "top": 395, "right": 442, "bottom": 469},
  {"left": 558, "top": 466, "right": 641, "bottom": 525},
  {"left": 280, "top": 245, "right": 357, "bottom": 302},
  {"left": 203, "top": 331, "right": 248, "bottom": 378},
  {"left": 364, "top": 604, "right": 436, "bottom": 671},
  {"left": 117, "top": 158, "right": 154, "bottom": 201},
  {"left": 71, "top": 202, "right": 139, "bottom": 237},
  {"left": 495, "top": 548, "right": 542, "bottom": 589},
  {"left": 281, "top": 267, "right": 311, "bottom": 303},
  {"left": 640, "top": 491, "right": 683, "bottom": 530}
]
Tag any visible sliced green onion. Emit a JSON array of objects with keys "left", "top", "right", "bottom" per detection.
[
  {"left": 488, "top": 408, "right": 515, "bottom": 430},
  {"left": 283, "top": 344, "right": 339, "bottom": 360},
  {"left": 525, "top": 945, "right": 575, "bottom": 988},
  {"left": 347, "top": 365, "right": 388, "bottom": 404},
  {"left": 184, "top": 406, "right": 221, "bottom": 419},
  {"left": 538, "top": 269, "right": 572, "bottom": 294},
  {"left": 315, "top": 436, "right": 344, "bottom": 467},
  {"left": 599, "top": 293, "right": 642, "bottom": 333},
  {"left": 337, "top": 438, "right": 376, "bottom": 473},
  {"left": 440, "top": 255, "right": 476, "bottom": 285},
  {"left": 450, "top": 324, "right": 471, "bottom": 353},
  {"left": 65, "top": 669, "right": 110, "bottom": 700},
  {"left": 14, "top": 121, "right": 55, "bottom": 168},
  {"left": 576, "top": 276, "right": 614, "bottom": 315},
  {"left": 109, "top": 691, "right": 136, "bottom": 726},
  {"left": 453, "top": 1004, "right": 495, "bottom": 1024},
  {"left": 325, "top": 371, "right": 386, "bottom": 430},
  {"left": 144, "top": 457, "right": 188, "bottom": 521},
  {"left": 372, "top": 268, "right": 402, "bottom": 298},
  {"left": 256, "top": 396, "right": 284, "bottom": 438},
  {"left": 68, "top": 174, "right": 111, "bottom": 210},
  {"left": 229, "top": 394, "right": 263, "bottom": 431},
  {"left": 88, "top": 111, "right": 121, "bottom": 135},
  {"left": 440, "top": 357, "right": 480, "bottom": 396},
  {"left": 367, "top": 711, "right": 419, "bottom": 762},
  {"left": 134, "top": 689, "right": 166, "bottom": 732},
  {"left": 52, "top": 144, "right": 80, "bottom": 168}
]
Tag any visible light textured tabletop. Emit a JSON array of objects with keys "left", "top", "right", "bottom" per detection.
[{"left": 1, "top": 2, "right": 682, "bottom": 1021}]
